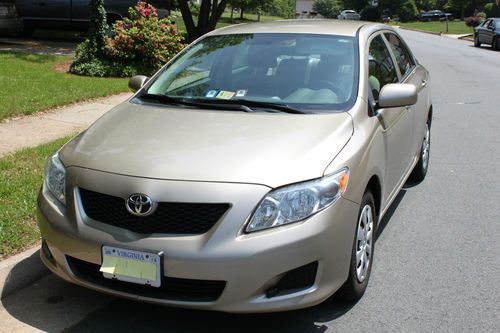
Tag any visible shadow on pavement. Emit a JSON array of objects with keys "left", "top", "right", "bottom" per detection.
[
  {"left": 376, "top": 189, "right": 406, "bottom": 241},
  {"left": 65, "top": 295, "right": 358, "bottom": 333},
  {"left": 1, "top": 249, "right": 49, "bottom": 300}
]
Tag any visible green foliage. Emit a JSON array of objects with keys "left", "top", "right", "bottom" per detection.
[
  {"left": 71, "top": 1, "right": 185, "bottom": 77},
  {"left": 484, "top": 3, "right": 500, "bottom": 17},
  {"left": 399, "top": 0, "right": 419, "bottom": 22},
  {"left": 313, "top": 0, "right": 342, "bottom": 18},
  {"left": 360, "top": 7, "right": 380, "bottom": 21},
  {"left": 341, "top": 0, "right": 367, "bottom": 12},
  {"left": 0, "top": 137, "right": 71, "bottom": 259},
  {"left": 88, "top": 0, "right": 108, "bottom": 57}
]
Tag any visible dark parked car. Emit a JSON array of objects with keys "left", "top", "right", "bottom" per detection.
[
  {"left": 420, "top": 10, "right": 453, "bottom": 21},
  {"left": 474, "top": 18, "right": 500, "bottom": 50},
  {"left": 16, "top": 0, "right": 169, "bottom": 33},
  {"left": 0, "top": 0, "right": 22, "bottom": 35}
]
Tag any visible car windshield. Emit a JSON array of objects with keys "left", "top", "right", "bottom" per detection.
[{"left": 145, "top": 33, "right": 358, "bottom": 112}]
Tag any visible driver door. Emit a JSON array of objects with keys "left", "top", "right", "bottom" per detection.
[{"left": 368, "top": 34, "right": 414, "bottom": 202}]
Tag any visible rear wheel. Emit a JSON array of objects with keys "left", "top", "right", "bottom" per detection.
[
  {"left": 339, "top": 191, "right": 376, "bottom": 301},
  {"left": 410, "top": 120, "right": 431, "bottom": 182}
]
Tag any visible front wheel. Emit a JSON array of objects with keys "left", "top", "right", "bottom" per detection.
[
  {"left": 492, "top": 37, "right": 499, "bottom": 51},
  {"left": 339, "top": 191, "right": 376, "bottom": 301},
  {"left": 474, "top": 34, "right": 481, "bottom": 47},
  {"left": 410, "top": 120, "right": 431, "bottom": 182}
]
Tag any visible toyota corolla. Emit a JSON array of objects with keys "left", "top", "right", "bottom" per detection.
[{"left": 38, "top": 20, "right": 432, "bottom": 313}]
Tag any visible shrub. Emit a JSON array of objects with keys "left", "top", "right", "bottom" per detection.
[
  {"left": 464, "top": 16, "right": 483, "bottom": 28},
  {"left": 312, "top": 0, "right": 342, "bottom": 19},
  {"left": 398, "top": 0, "right": 418, "bottom": 23},
  {"left": 71, "top": 1, "right": 186, "bottom": 77},
  {"left": 360, "top": 7, "right": 380, "bottom": 22},
  {"left": 484, "top": 3, "right": 500, "bottom": 18}
]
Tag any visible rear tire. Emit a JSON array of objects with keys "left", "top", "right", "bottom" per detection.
[
  {"left": 339, "top": 191, "right": 376, "bottom": 301},
  {"left": 410, "top": 120, "right": 431, "bottom": 182}
]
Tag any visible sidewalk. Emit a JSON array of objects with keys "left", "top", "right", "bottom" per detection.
[{"left": 0, "top": 93, "right": 132, "bottom": 158}]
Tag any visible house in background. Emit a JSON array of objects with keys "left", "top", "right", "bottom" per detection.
[{"left": 295, "top": 0, "right": 322, "bottom": 19}]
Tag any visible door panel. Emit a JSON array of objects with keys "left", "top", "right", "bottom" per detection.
[{"left": 369, "top": 34, "right": 414, "bottom": 202}]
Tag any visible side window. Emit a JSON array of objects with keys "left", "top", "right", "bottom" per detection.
[
  {"left": 368, "top": 35, "right": 398, "bottom": 101},
  {"left": 384, "top": 33, "right": 415, "bottom": 78}
]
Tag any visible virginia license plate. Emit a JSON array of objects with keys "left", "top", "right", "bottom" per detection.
[{"left": 100, "top": 246, "right": 161, "bottom": 287}]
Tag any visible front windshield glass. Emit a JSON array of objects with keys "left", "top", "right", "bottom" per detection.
[{"left": 146, "top": 33, "right": 358, "bottom": 112}]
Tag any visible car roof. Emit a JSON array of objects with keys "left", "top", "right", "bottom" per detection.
[{"left": 208, "top": 20, "right": 376, "bottom": 38}]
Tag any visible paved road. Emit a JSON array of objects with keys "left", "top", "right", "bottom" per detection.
[{"left": 1, "top": 30, "right": 499, "bottom": 332}]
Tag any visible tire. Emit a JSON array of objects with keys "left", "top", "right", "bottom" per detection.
[
  {"left": 339, "top": 191, "right": 376, "bottom": 302},
  {"left": 492, "top": 37, "right": 499, "bottom": 51},
  {"left": 410, "top": 120, "right": 431, "bottom": 182},
  {"left": 474, "top": 34, "right": 481, "bottom": 47}
]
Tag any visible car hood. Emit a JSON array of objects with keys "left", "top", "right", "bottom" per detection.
[{"left": 60, "top": 101, "right": 353, "bottom": 188}]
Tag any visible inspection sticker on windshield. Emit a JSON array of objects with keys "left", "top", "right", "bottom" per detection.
[
  {"left": 100, "top": 246, "right": 161, "bottom": 287},
  {"left": 216, "top": 91, "right": 236, "bottom": 100},
  {"left": 235, "top": 90, "right": 248, "bottom": 97},
  {"left": 205, "top": 90, "right": 219, "bottom": 98}
]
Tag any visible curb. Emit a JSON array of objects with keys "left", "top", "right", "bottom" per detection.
[
  {"left": 0, "top": 245, "right": 50, "bottom": 300},
  {"left": 397, "top": 26, "right": 442, "bottom": 36}
]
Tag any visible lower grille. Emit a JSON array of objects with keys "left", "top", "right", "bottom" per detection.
[
  {"left": 67, "top": 256, "right": 226, "bottom": 302},
  {"left": 266, "top": 261, "right": 318, "bottom": 298}
]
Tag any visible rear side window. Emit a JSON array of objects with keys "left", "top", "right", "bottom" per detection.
[
  {"left": 384, "top": 33, "right": 415, "bottom": 77},
  {"left": 368, "top": 35, "right": 398, "bottom": 100}
]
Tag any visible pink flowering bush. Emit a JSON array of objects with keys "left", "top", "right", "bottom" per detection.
[
  {"left": 105, "top": 1, "right": 185, "bottom": 72},
  {"left": 71, "top": 1, "right": 185, "bottom": 77}
]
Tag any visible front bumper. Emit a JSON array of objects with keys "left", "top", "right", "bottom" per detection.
[{"left": 37, "top": 167, "right": 359, "bottom": 313}]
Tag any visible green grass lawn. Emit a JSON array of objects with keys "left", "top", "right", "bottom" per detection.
[
  {"left": 0, "top": 136, "right": 70, "bottom": 259},
  {"left": 171, "top": 10, "right": 284, "bottom": 34},
  {"left": 0, "top": 52, "right": 128, "bottom": 121},
  {"left": 395, "top": 20, "right": 474, "bottom": 35}
]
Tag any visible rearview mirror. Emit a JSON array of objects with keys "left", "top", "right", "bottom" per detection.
[
  {"left": 128, "top": 75, "right": 149, "bottom": 93},
  {"left": 378, "top": 83, "right": 417, "bottom": 108}
]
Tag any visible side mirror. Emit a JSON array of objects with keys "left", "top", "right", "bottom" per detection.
[
  {"left": 128, "top": 75, "right": 149, "bottom": 93},
  {"left": 378, "top": 83, "right": 417, "bottom": 108}
]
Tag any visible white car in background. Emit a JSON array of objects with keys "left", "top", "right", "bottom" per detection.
[{"left": 338, "top": 10, "right": 361, "bottom": 20}]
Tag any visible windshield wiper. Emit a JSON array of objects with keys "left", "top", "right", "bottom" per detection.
[
  {"left": 138, "top": 93, "right": 199, "bottom": 107},
  {"left": 138, "top": 93, "right": 256, "bottom": 112},
  {"left": 197, "top": 99, "right": 306, "bottom": 114},
  {"left": 139, "top": 94, "right": 305, "bottom": 114}
]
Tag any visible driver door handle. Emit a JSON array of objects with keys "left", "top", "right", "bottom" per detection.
[{"left": 421, "top": 79, "right": 427, "bottom": 88}]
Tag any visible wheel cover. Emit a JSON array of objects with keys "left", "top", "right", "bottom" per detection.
[
  {"left": 356, "top": 204, "right": 374, "bottom": 283},
  {"left": 421, "top": 123, "right": 430, "bottom": 171}
]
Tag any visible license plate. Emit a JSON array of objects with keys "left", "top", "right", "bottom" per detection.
[{"left": 100, "top": 246, "right": 161, "bottom": 287}]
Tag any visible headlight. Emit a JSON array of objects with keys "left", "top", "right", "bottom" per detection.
[
  {"left": 44, "top": 153, "right": 66, "bottom": 205},
  {"left": 246, "top": 168, "right": 349, "bottom": 233}
]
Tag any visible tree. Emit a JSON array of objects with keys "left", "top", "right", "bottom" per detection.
[
  {"left": 88, "top": 0, "right": 108, "bottom": 57},
  {"left": 341, "top": 0, "right": 367, "bottom": 12},
  {"left": 177, "top": 0, "right": 229, "bottom": 41},
  {"left": 313, "top": 0, "right": 343, "bottom": 18}
]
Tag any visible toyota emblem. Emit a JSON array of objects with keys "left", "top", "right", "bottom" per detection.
[{"left": 126, "top": 194, "right": 155, "bottom": 216}]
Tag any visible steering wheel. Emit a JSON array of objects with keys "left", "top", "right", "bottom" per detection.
[{"left": 308, "top": 80, "right": 346, "bottom": 101}]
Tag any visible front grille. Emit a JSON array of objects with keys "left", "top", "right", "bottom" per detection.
[
  {"left": 79, "top": 188, "right": 230, "bottom": 235},
  {"left": 67, "top": 256, "right": 226, "bottom": 302},
  {"left": 266, "top": 261, "right": 318, "bottom": 298}
]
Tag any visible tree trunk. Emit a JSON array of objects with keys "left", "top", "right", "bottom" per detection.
[
  {"left": 240, "top": 8, "right": 244, "bottom": 19},
  {"left": 178, "top": 0, "right": 228, "bottom": 41},
  {"left": 258, "top": 9, "right": 261, "bottom": 21}
]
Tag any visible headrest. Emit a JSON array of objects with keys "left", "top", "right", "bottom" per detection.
[{"left": 247, "top": 47, "right": 278, "bottom": 68}]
